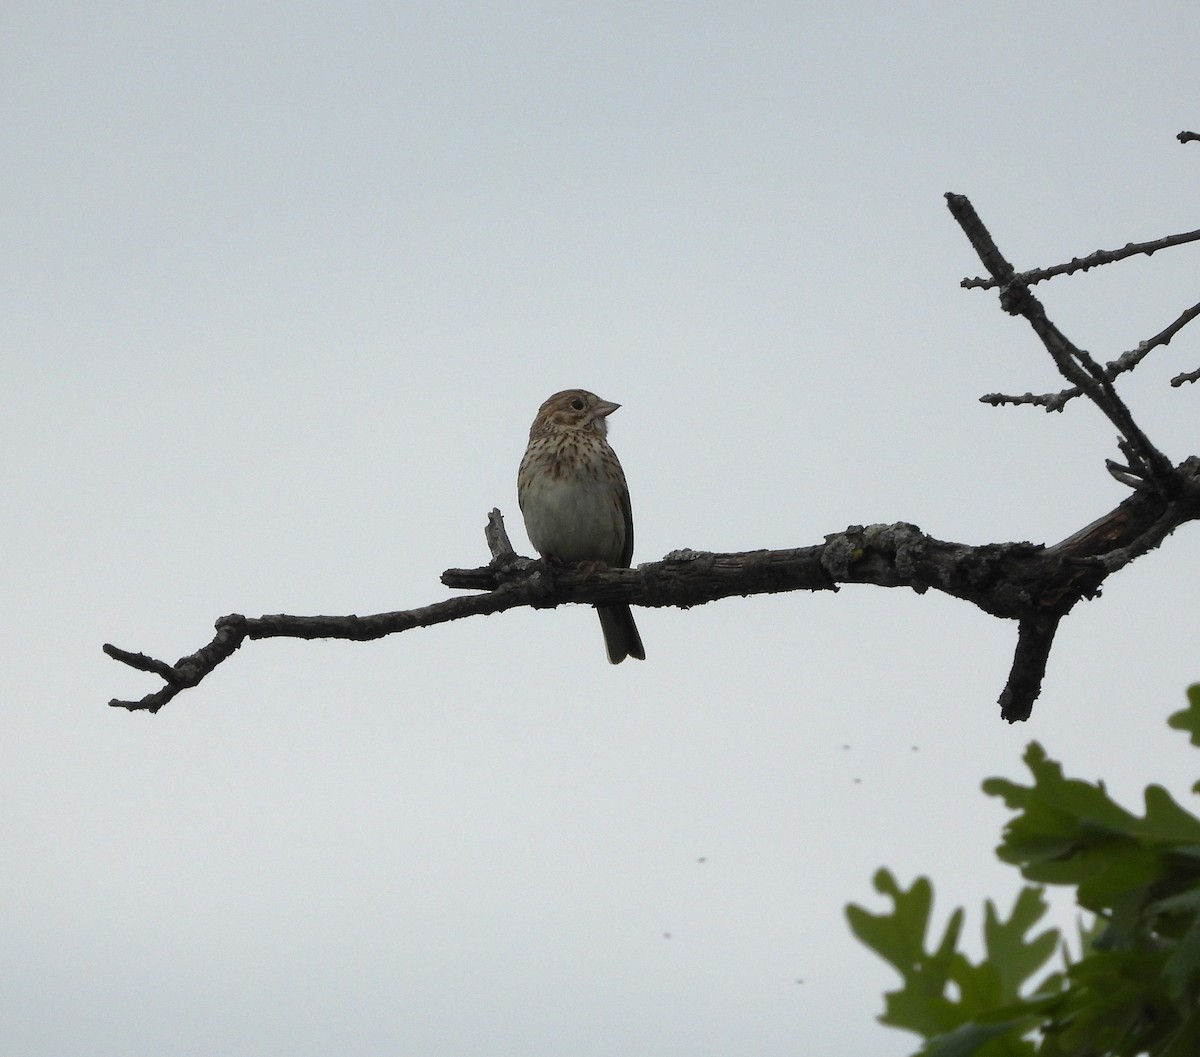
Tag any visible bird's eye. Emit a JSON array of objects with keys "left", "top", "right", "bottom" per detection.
[{"left": 570, "top": 397, "right": 585, "bottom": 411}]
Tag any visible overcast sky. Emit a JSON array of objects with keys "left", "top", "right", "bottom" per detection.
[{"left": 5, "top": 3, "right": 1200, "bottom": 1055}]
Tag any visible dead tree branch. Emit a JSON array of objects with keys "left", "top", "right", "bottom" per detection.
[
  {"left": 981, "top": 298, "right": 1200, "bottom": 411},
  {"left": 105, "top": 179, "right": 1200, "bottom": 723},
  {"left": 960, "top": 227, "right": 1200, "bottom": 290},
  {"left": 107, "top": 459, "right": 1200, "bottom": 722},
  {"left": 945, "top": 193, "right": 1182, "bottom": 496},
  {"left": 960, "top": 138, "right": 1200, "bottom": 412}
]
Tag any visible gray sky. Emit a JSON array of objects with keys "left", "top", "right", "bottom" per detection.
[{"left": 5, "top": 3, "right": 1200, "bottom": 1054}]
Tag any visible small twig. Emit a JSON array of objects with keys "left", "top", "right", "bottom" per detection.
[
  {"left": 961, "top": 228, "right": 1200, "bottom": 289},
  {"left": 484, "top": 507, "right": 516, "bottom": 559},
  {"left": 978, "top": 389, "right": 1073, "bottom": 412},
  {"left": 102, "top": 645, "right": 178, "bottom": 679},
  {"left": 981, "top": 298, "right": 1200, "bottom": 411},
  {"left": 945, "top": 193, "right": 1179, "bottom": 495},
  {"left": 1120, "top": 299, "right": 1200, "bottom": 367},
  {"left": 1105, "top": 459, "right": 1145, "bottom": 489},
  {"left": 1172, "top": 367, "right": 1200, "bottom": 387},
  {"left": 945, "top": 192, "right": 1016, "bottom": 282},
  {"left": 1178, "top": 130, "right": 1200, "bottom": 144},
  {"left": 104, "top": 617, "right": 248, "bottom": 712},
  {"left": 105, "top": 588, "right": 541, "bottom": 713}
]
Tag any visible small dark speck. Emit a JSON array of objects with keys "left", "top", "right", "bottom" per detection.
[
  {"left": 795, "top": 978, "right": 804, "bottom": 985},
  {"left": 912, "top": 745, "right": 920, "bottom": 751},
  {"left": 697, "top": 857, "right": 707, "bottom": 863},
  {"left": 841, "top": 744, "right": 851, "bottom": 750},
  {"left": 663, "top": 932, "right": 672, "bottom": 939},
  {"left": 853, "top": 777, "right": 862, "bottom": 784}
]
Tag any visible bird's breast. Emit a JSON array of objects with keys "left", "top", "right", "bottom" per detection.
[{"left": 518, "top": 441, "right": 625, "bottom": 564}]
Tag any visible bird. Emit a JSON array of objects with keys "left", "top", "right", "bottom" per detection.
[{"left": 517, "top": 389, "right": 645, "bottom": 664}]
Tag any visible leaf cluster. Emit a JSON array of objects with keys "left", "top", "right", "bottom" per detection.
[{"left": 847, "top": 685, "right": 1200, "bottom": 1057}]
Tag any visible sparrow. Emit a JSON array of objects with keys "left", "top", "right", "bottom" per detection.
[{"left": 517, "top": 389, "right": 645, "bottom": 664}]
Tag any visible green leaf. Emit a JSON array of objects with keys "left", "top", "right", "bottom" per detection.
[
  {"left": 1163, "top": 918, "right": 1200, "bottom": 1009},
  {"left": 918, "top": 1018, "right": 1035, "bottom": 1057},
  {"left": 981, "top": 889, "right": 1059, "bottom": 1002},
  {"left": 1166, "top": 684, "right": 1200, "bottom": 748},
  {"left": 1138, "top": 784, "right": 1200, "bottom": 843},
  {"left": 1156, "top": 1007, "right": 1200, "bottom": 1057},
  {"left": 846, "top": 870, "right": 934, "bottom": 976},
  {"left": 982, "top": 739, "right": 1200, "bottom": 920},
  {"left": 853, "top": 684, "right": 1200, "bottom": 1057},
  {"left": 845, "top": 870, "right": 967, "bottom": 1037}
]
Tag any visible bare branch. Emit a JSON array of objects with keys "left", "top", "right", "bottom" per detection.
[
  {"left": 1105, "top": 459, "right": 1146, "bottom": 489},
  {"left": 978, "top": 389, "right": 1072, "bottom": 412},
  {"left": 944, "top": 192, "right": 1016, "bottom": 281},
  {"left": 106, "top": 463, "right": 1200, "bottom": 721},
  {"left": 945, "top": 193, "right": 1179, "bottom": 495},
  {"left": 961, "top": 228, "right": 1200, "bottom": 289},
  {"left": 998, "top": 615, "right": 1061, "bottom": 723},
  {"left": 104, "top": 180, "right": 1200, "bottom": 724},
  {"left": 107, "top": 591, "right": 527, "bottom": 713},
  {"left": 1172, "top": 366, "right": 1200, "bottom": 387},
  {"left": 484, "top": 507, "right": 517, "bottom": 559},
  {"left": 981, "top": 298, "right": 1200, "bottom": 411}
]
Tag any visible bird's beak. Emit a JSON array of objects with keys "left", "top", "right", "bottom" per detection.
[{"left": 594, "top": 399, "right": 620, "bottom": 418}]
